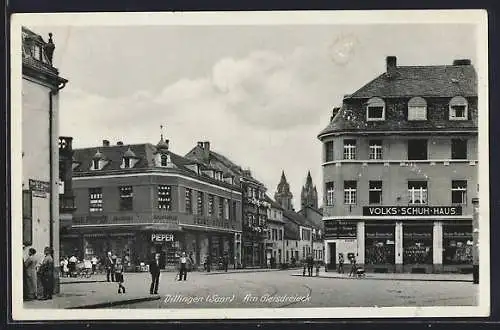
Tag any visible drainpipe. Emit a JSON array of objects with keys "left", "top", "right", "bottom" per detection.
[{"left": 48, "top": 80, "right": 67, "bottom": 251}]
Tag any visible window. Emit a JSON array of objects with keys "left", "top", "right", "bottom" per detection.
[
  {"left": 92, "top": 159, "right": 99, "bottom": 170},
  {"left": 208, "top": 194, "right": 215, "bottom": 216},
  {"left": 325, "top": 141, "right": 334, "bottom": 162},
  {"left": 449, "top": 96, "right": 468, "bottom": 120},
  {"left": 279, "top": 229, "right": 283, "bottom": 240},
  {"left": 343, "top": 139, "right": 357, "bottom": 160},
  {"left": 232, "top": 201, "right": 237, "bottom": 221},
  {"left": 158, "top": 185, "right": 172, "bottom": 210},
  {"left": 408, "top": 181, "right": 428, "bottom": 205},
  {"left": 218, "top": 197, "right": 224, "bottom": 218},
  {"left": 407, "top": 139, "right": 428, "bottom": 160},
  {"left": 160, "top": 154, "right": 168, "bottom": 167},
  {"left": 23, "top": 190, "right": 32, "bottom": 246},
  {"left": 344, "top": 181, "right": 357, "bottom": 205},
  {"left": 452, "top": 180, "right": 467, "bottom": 204},
  {"left": 451, "top": 139, "right": 468, "bottom": 160},
  {"left": 369, "top": 140, "right": 383, "bottom": 160},
  {"left": 267, "top": 230, "right": 271, "bottom": 240},
  {"left": 326, "top": 182, "right": 335, "bottom": 206},
  {"left": 197, "top": 191, "right": 204, "bottom": 215},
  {"left": 89, "top": 188, "right": 103, "bottom": 212},
  {"left": 185, "top": 188, "right": 192, "bottom": 214},
  {"left": 369, "top": 181, "right": 382, "bottom": 204},
  {"left": 408, "top": 97, "right": 427, "bottom": 120},
  {"left": 366, "top": 97, "right": 385, "bottom": 121},
  {"left": 119, "top": 186, "right": 133, "bottom": 211},
  {"left": 224, "top": 199, "right": 229, "bottom": 220},
  {"left": 123, "top": 158, "right": 131, "bottom": 168}
]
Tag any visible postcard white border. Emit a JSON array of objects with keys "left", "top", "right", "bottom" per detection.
[{"left": 10, "top": 10, "right": 490, "bottom": 320}]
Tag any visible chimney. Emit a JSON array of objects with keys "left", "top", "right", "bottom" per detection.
[
  {"left": 102, "top": 140, "right": 110, "bottom": 147},
  {"left": 203, "top": 141, "right": 210, "bottom": 161},
  {"left": 386, "top": 56, "right": 397, "bottom": 77},
  {"left": 117, "top": 141, "right": 124, "bottom": 146},
  {"left": 453, "top": 59, "right": 471, "bottom": 66},
  {"left": 197, "top": 141, "right": 204, "bottom": 148}
]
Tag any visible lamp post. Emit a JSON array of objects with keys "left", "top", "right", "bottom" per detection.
[{"left": 472, "top": 197, "right": 479, "bottom": 284}]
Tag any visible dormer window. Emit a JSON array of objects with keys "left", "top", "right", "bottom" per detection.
[
  {"left": 449, "top": 96, "right": 468, "bottom": 120},
  {"left": 408, "top": 97, "right": 427, "bottom": 121},
  {"left": 92, "top": 159, "right": 99, "bottom": 170},
  {"left": 124, "top": 158, "right": 131, "bottom": 168},
  {"left": 366, "top": 97, "right": 385, "bottom": 121},
  {"left": 161, "top": 154, "right": 168, "bottom": 167}
]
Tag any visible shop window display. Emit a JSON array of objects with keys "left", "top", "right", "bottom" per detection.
[
  {"left": 365, "top": 225, "right": 395, "bottom": 265},
  {"left": 403, "top": 225, "right": 433, "bottom": 264},
  {"left": 443, "top": 224, "right": 473, "bottom": 265}
]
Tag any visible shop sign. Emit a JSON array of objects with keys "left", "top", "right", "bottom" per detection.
[
  {"left": 151, "top": 233, "right": 175, "bottom": 242},
  {"left": 324, "top": 220, "right": 357, "bottom": 239},
  {"left": 29, "top": 179, "right": 51, "bottom": 193},
  {"left": 153, "top": 214, "right": 179, "bottom": 223},
  {"left": 366, "top": 232, "right": 394, "bottom": 239},
  {"left": 444, "top": 231, "right": 472, "bottom": 239},
  {"left": 32, "top": 191, "right": 47, "bottom": 198},
  {"left": 363, "top": 206, "right": 462, "bottom": 217}
]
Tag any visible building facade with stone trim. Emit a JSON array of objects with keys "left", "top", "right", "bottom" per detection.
[
  {"left": 64, "top": 138, "right": 243, "bottom": 270},
  {"left": 22, "top": 27, "right": 68, "bottom": 295},
  {"left": 185, "top": 142, "right": 270, "bottom": 268},
  {"left": 318, "top": 56, "right": 477, "bottom": 273}
]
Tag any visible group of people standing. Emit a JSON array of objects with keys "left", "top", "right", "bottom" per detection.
[{"left": 23, "top": 247, "right": 54, "bottom": 301}]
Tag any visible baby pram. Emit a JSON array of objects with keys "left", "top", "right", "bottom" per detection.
[{"left": 355, "top": 266, "right": 366, "bottom": 278}]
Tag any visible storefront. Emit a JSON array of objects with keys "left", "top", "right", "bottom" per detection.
[
  {"left": 403, "top": 222, "right": 433, "bottom": 272},
  {"left": 324, "top": 220, "right": 357, "bottom": 270},
  {"left": 365, "top": 221, "right": 395, "bottom": 272},
  {"left": 443, "top": 222, "right": 473, "bottom": 270}
]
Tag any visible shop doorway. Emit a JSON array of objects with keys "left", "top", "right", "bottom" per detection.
[{"left": 328, "top": 243, "right": 336, "bottom": 269}]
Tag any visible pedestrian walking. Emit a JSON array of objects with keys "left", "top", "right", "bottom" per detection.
[
  {"left": 115, "top": 258, "right": 126, "bottom": 294},
  {"left": 91, "top": 256, "right": 98, "bottom": 274},
  {"left": 149, "top": 253, "right": 161, "bottom": 294},
  {"left": 204, "top": 255, "right": 211, "bottom": 272},
  {"left": 348, "top": 255, "right": 357, "bottom": 277},
  {"left": 38, "top": 247, "right": 54, "bottom": 300},
  {"left": 223, "top": 253, "right": 229, "bottom": 272},
  {"left": 24, "top": 248, "right": 38, "bottom": 301},
  {"left": 178, "top": 252, "right": 190, "bottom": 281},
  {"left": 338, "top": 253, "right": 344, "bottom": 274},
  {"left": 105, "top": 251, "right": 115, "bottom": 282},
  {"left": 307, "top": 254, "right": 314, "bottom": 277}
]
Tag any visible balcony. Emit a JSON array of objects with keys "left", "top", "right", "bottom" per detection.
[{"left": 59, "top": 194, "right": 76, "bottom": 213}]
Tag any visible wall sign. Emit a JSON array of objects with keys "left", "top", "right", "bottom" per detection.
[
  {"left": 151, "top": 233, "right": 175, "bottom": 242},
  {"left": 363, "top": 206, "right": 462, "bottom": 217},
  {"left": 324, "top": 220, "right": 357, "bottom": 239},
  {"left": 29, "top": 179, "right": 51, "bottom": 193}
]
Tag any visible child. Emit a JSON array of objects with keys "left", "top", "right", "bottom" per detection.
[{"left": 115, "top": 258, "right": 126, "bottom": 294}]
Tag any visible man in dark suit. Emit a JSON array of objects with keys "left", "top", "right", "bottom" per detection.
[
  {"left": 104, "top": 251, "right": 115, "bottom": 282},
  {"left": 149, "top": 253, "right": 161, "bottom": 294}
]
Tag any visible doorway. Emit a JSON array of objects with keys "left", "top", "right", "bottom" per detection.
[{"left": 328, "top": 242, "right": 336, "bottom": 269}]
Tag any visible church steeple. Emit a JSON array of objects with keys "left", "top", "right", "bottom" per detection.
[
  {"left": 301, "top": 170, "right": 318, "bottom": 210},
  {"left": 275, "top": 170, "right": 293, "bottom": 211}
]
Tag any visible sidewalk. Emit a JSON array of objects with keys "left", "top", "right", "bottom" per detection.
[
  {"left": 24, "top": 274, "right": 160, "bottom": 309},
  {"left": 292, "top": 271, "right": 473, "bottom": 282},
  {"left": 201, "top": 267, "right": 302, "bottom": 275}
]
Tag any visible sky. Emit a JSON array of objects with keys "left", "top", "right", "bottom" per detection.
[{"left": 27, "top": 23, "right": 477, "bottom": 208}]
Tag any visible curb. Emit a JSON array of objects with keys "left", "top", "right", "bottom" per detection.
[
  {"left": 69, "top": 295, "right": 161, "bottom": 309},
  {"left": 202, "top": 268, "right": 301, "bottom": 275},
  {"left": 291, "top": 274, "right": 473, "bottom": 283},
  {"left": 60, "top": 280, "right": 108, "bottom": 285}
]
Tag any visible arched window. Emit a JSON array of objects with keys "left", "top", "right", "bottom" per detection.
[
  {"left": 160, "top": 154, "right": 168, "bottom": 167},
  {"left": 123, "top": 157, "right": 131, "bottom": 168},
  {"left": 449, "top": 96, "right": 468, "bottom": 120},
  {"left": 408, "top": 97, "right": 427, "bottom": 121},
  {"left": 366, "top": 97, "right": 385, "bottom": 121}
]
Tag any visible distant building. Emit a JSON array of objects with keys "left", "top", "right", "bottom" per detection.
[
  {"left": 22, "top": 27, "right": 68, "bottom": 294},
  {"left": 274, "top": 171, "right": 294, "bottom": 211},
  {"left": 318, "top": 56, "right": 478, "bottom": 273},
  {"left": 264, "top": 196, "right": 285, "bottom": 266},
  {"left": 185, "top": 142, "right": 270, "bottom": 268},
  {"left": 301, "top": 171, "right": 318, "bottom": 210},
  {"left": 65, "top": 136, "right": 243, "bottom": 270}
]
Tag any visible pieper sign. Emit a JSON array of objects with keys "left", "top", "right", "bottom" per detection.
[{"left": 151, "top": 233, "right": 175, "bottom": 242}]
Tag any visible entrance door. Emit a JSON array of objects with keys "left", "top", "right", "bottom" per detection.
[{"left": 329, "top": 243, "right": 336, "bottom": 269}]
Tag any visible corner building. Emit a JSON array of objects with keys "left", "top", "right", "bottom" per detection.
[
  {"left": 64, "top": 137, "right": 242, "bottom": 270},
  {"left": 318, "top": 56, "right": 478, "bottom": 273}
]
